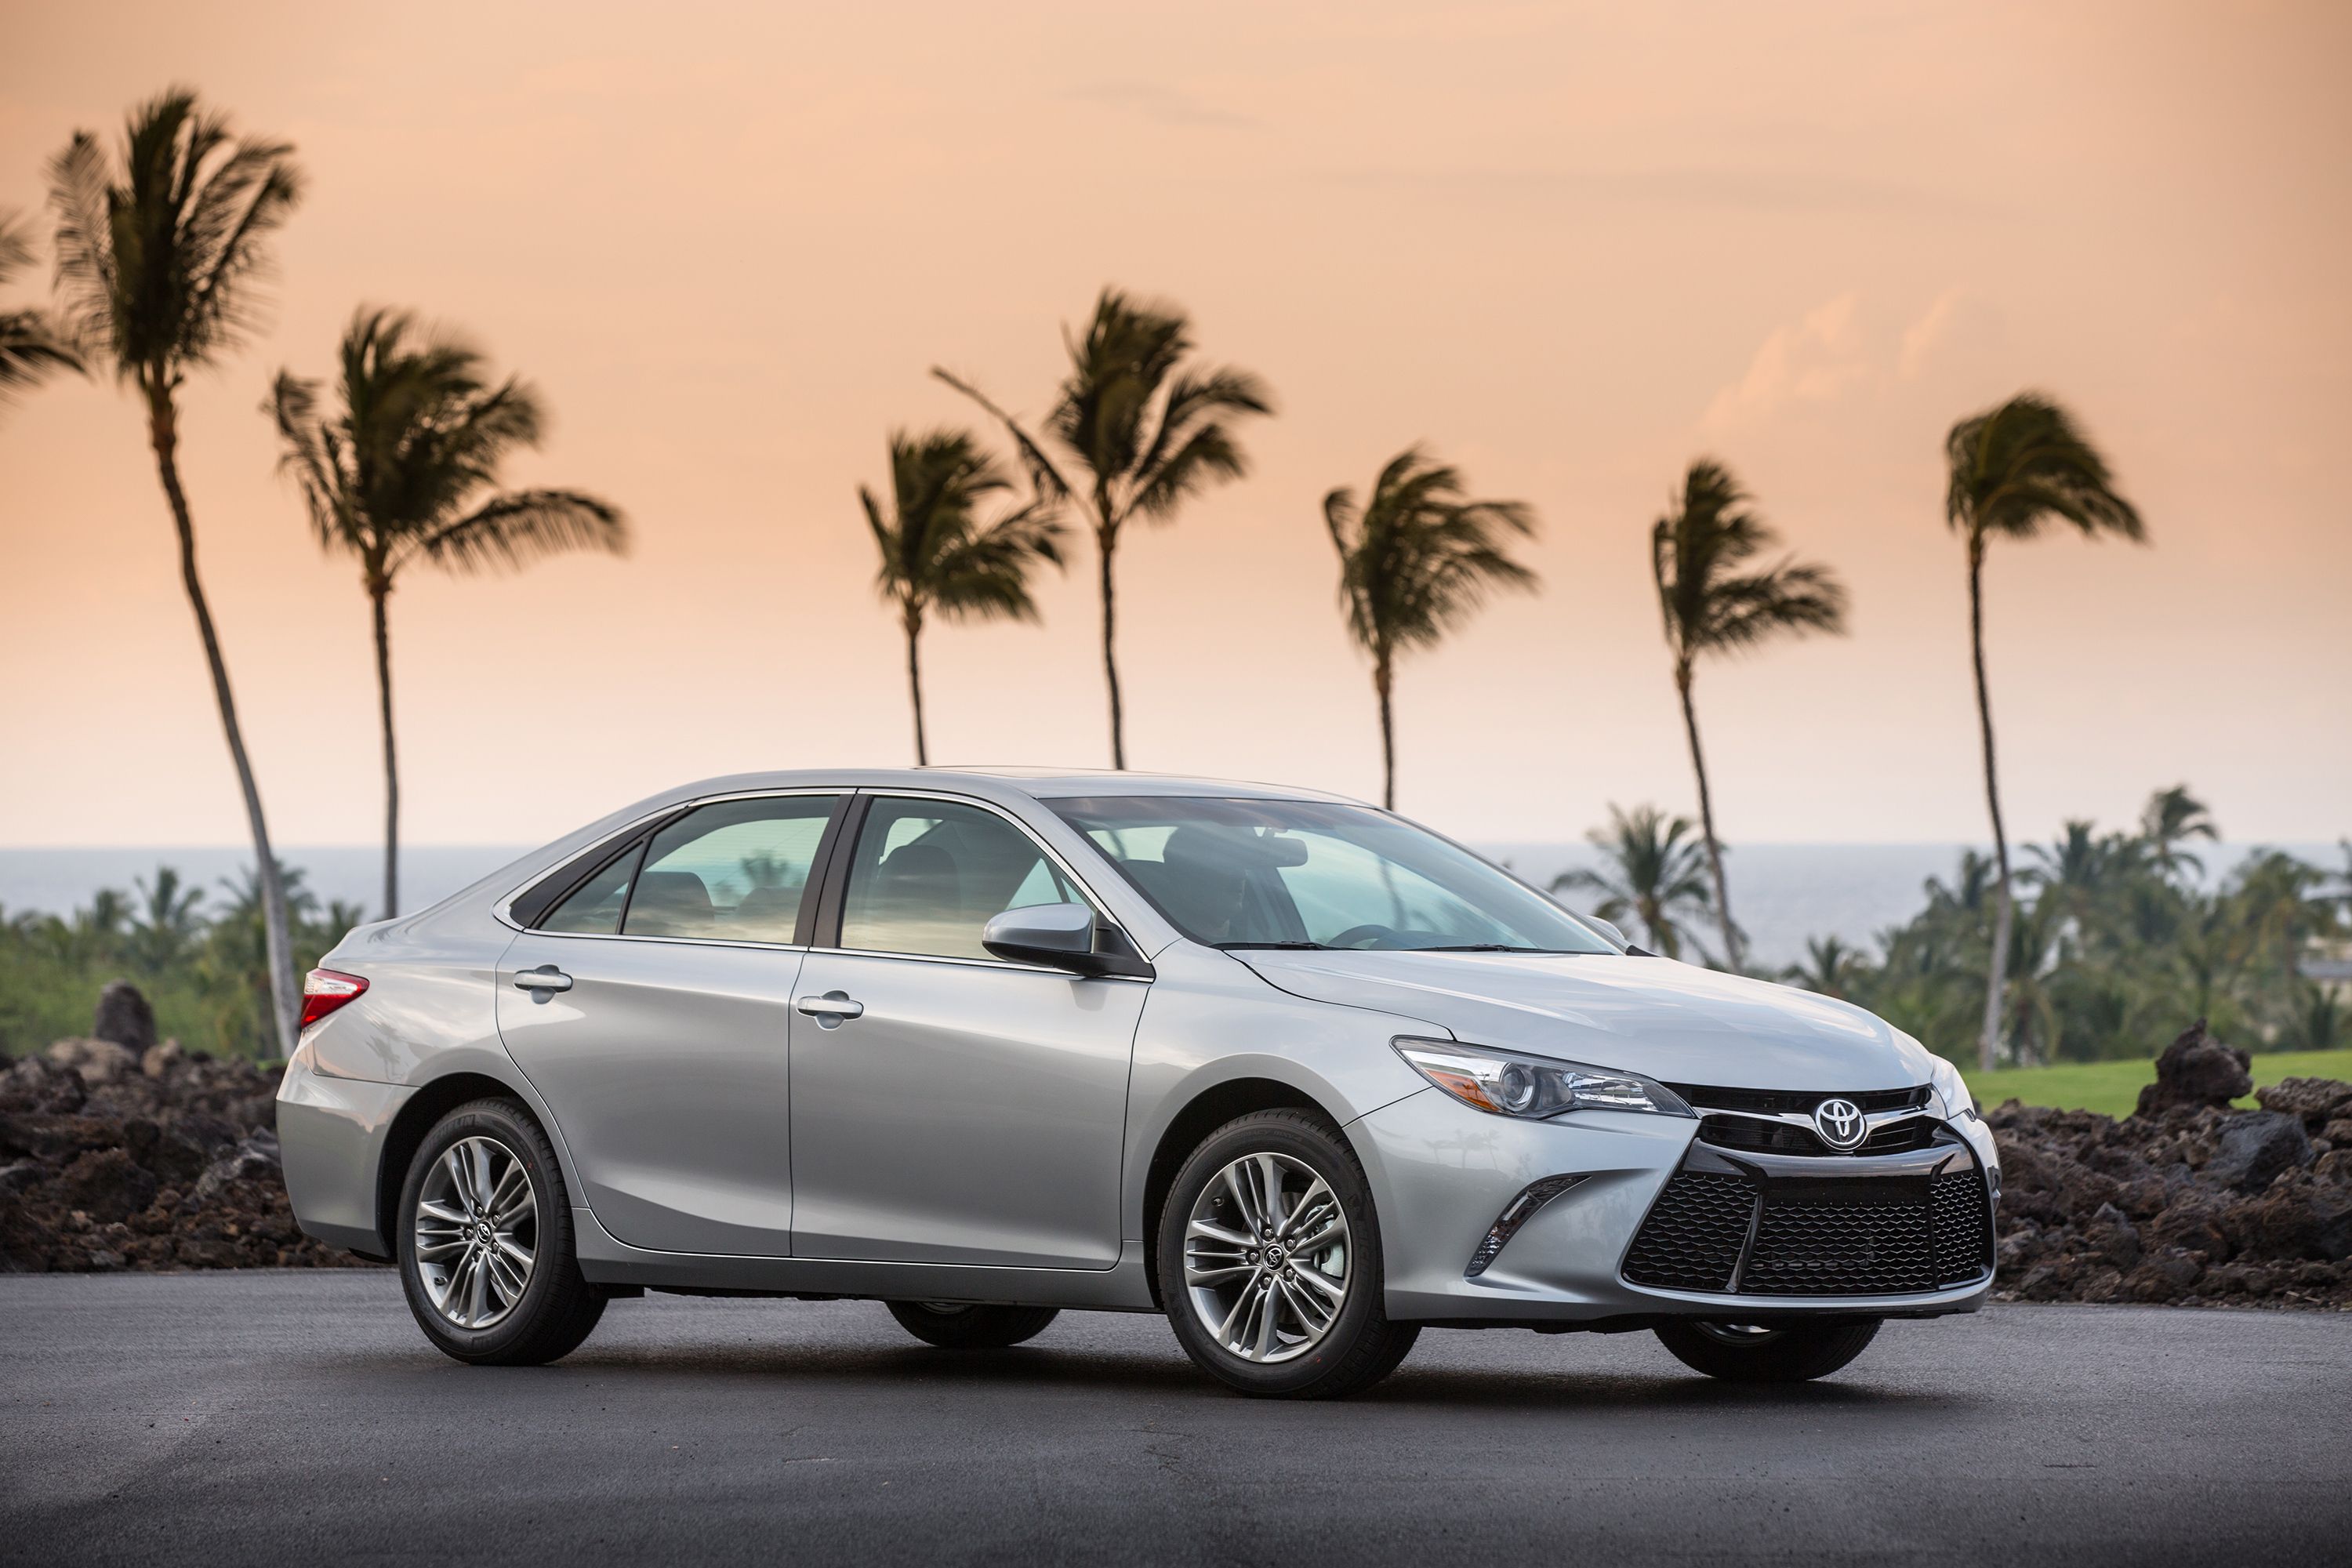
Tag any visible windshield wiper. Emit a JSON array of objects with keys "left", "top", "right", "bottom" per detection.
[
  {"left": 1214, "top": 940, "right": 1333, "bottom": 951},
  {"left": 1416, "top": 944, "right": 1559, "bottom": 953}
]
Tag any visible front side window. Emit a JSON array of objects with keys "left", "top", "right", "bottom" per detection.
[
  {"left": 620, "top": 796, "right": 839, "bottom": 943},
  {"left": 1051, "top": 796, "right": 1614, "bottom": 954},
  {"left": 840, "top": 797, "right": 1085, "bottom": 960}
]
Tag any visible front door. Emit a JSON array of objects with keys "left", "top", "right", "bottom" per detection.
[
  {"left": 497, "top": 793, "right": 842, "bottom": 1256},
  {"left": 788, "top": 794, "right": 1147, "bottom": 1269}
]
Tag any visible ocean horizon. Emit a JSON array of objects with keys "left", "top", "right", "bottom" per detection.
[{"left": 4, "top": 840, "right": 2333, "bottom": 971}]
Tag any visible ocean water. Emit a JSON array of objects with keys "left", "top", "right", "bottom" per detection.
[{"left": 5, "top": 840, "right": 2331, "bottom": 971}]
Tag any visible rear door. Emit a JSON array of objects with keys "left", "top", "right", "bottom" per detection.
[
  {"left": 496, "top": 793, "right": 844, "bottom": 1256},
  {"left": 786, "top": 793, "right": 1147, "bottom": 1269}
]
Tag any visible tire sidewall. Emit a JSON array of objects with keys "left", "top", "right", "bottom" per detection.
[
  {"left": 1157, "top": 1110, "right": 1390, "bottom": 1396},
  {"left": 396, "top": 1098, "right": 579, "bottom": 1363}
]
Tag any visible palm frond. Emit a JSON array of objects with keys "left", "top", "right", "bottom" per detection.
[
  {"left": 1653, "top": 457, "right": 1847, "bottom": 663},
  {"left": 412, "top": 489, "right": 628, "bottom": 575},
  {"left": 1328, "top": 446, "right": 1538, "bottom": 660},
  {"left": 1946, "top": 392, "right": 2143, "bottom": 545}
]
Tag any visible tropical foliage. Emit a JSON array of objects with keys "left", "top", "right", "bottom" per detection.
[
  {"left": 936, "top": 287, "right": 1272, "bottom": 768},
  {"left": 0, "top": 865, "right": 360, "bottom": 1061},
  {"left": 1552, "top": 804, "right": 1722, "bottom": 962},
  {"left": 1325, "top": 448, "right": 1537, "bottom": 808},
  {"left": 1944, "top": 393, "right": 2144, "bottom": 1068},
  {"left": 861, "top": 429, "right": 1065, "bottom": 764},
  {"left": 1652, "top": 459, "right": 1846, "bottom": 970},
  {"left": 0, "top": 209, "right": 81, "bottom": 405},
  {"left": 45, "top": 87, "right": 307, "bottom": 1054},
  {"left": 269, "top": 307, "right": 628, "bottom": 917},
  {"left": 1788, "top": 789, "right": 2348, "bottom": 1066}
]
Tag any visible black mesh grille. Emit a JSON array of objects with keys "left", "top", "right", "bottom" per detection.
[
  {"left": 1741, "top": 1192, "right": 1935, "bottom": 1294},
  {"left": 1620, "top": 1171, "right": 1751, "bottom": 1291},
  {"left": 1623, "top": 1162, "right": 1995, "bottom": 1298},
  {"left": 1930, "top": 1168, "right": 1994, "bottom": 1286}
]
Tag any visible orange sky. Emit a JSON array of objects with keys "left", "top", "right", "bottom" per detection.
[{"left": 2, "top": 0, "right": 2346, "bottom": 850}]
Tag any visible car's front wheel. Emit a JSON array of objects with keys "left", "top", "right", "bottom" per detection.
[
  {"left": 396, "top": 1098, "right": 605, "bottom": 1366},
  {"left": 1653, "top": 1318, "right": 1881, "bottom": 1382},
  {"left": 1157, "top": 1109, "right": 1417, "bottom": 1399}
]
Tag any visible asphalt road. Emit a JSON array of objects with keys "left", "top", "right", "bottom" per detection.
[{"left": 1, "top": 1274, "right": 2345, "bottom": 1566}]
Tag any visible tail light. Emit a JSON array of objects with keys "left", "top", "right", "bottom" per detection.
[{"left": 299, "top": 968, "right": 368, "bottom": 1030}]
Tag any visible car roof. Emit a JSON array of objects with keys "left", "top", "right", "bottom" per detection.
[{"left": 640, "top": 767, "right": 1367, "bottom": 807}]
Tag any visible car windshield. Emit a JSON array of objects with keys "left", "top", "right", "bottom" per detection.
[{"left": 1051, "top": 796, "right": 1617, "bottom": 954}]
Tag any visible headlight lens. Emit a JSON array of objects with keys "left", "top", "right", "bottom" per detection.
[
  {"left": 1393, "top": 1038, "right": 1693, "bottom": 1120},
  {"left": 1931, "top": 1055, "right": 1977, "bottom": 1120}
]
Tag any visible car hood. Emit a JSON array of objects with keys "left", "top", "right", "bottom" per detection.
[{"left": 1232, "top": 948, "right": 1935, "bottom": 1092}]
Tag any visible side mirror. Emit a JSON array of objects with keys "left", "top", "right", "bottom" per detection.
[
  {"left": 982, "top": 903, "right": 1153, "bottom": 978},
  {"left": 1584, "top": 916, "right": 1629, "bottom": 949}
]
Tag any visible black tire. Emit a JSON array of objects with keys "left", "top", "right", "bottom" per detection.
[
  {"left": 1156, "top": 1109, "right": 1418, "bottom": 1399},
  {"left": 1653, "top": 1318, "right": 1881, "bottom": 1383},
  {"left": 885, "top": 1300, "right": 1061, "bottom": 1348},
  {"left": 396, "top": 1098, "right": 605, "bottom": 1367}
]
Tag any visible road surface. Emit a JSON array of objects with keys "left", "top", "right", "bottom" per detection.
[{"left": 2, "top": 1272, "right": 2345, "bottom": 1565}]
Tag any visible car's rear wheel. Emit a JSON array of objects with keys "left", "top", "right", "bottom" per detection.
[
  {"left": 1157, "top": 1109, "right": 1417, "bottom": 1399},
  {"left": 1653, "top": 1318, "right": 1881, "bottom": 1382},
  {"left": 885, "top": 1301, "right": 1060, "bottom": 1348},
  {"left": 397, "top": 1098, "right": 604, "bottom": 1366}
]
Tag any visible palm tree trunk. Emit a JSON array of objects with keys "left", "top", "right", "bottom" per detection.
[
  {"left": 1969, "top": 535, "right": 2013, "bottom": 1073},
  {"left": 1374, "top": 652, "right": 1396, "bottom": 811},
  {"left": 1676, "top": 663, "right": 1740, "bottom": 971},
  {"left": 371, "top": 578, "right": 398, "bottom": 920},
  {"left": 903, "top": 603, "right": 928, "bottom": 766},
  {"left": 1095, "top": 498, "right": 1126, "bottom": 770},
  {"left": 147, "top": 383, "right": 298, "bottom": 1056}
]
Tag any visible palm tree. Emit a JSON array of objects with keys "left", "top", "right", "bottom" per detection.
[
  {"left": 0, "top": 211, "right": 82, "bottom": 405},
  {"left": 129, "top": 865, "right": 205, "bottom": 972},
  {"left": 269, "top": 307, "right": 627, "bottom": 919},
  {"left": 1945, "top": 393, "right": 2143, "bottom": 1069},
  {"left": 1651, "top": 459, "right": 1847, "bottom": 971},
  {"left": 1323, "top": 448, "right": 1537, "bottom": 808},
  {"left": 934, "top": 287, "right": 1272, "bottom": 768},
  {"left": 1785, "top": 935, "right": 1867, "bottom": 1000},
  {"left": 48, "top": 89, "right": 307, "bottom": 1054},
  {"left": 860, "top": 429, "right": 1065, "bottom": 764},
  {"left": 1552, "top": 804, "right": 1720, "bottom": 961},
  {"left": 2140, "top": 785, "right": 2218, "bottom": 882}
]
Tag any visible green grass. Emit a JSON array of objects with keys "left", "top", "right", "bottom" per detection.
[{"left": 1969, "top": 1048, "right": 2352, "bottom": 1119}]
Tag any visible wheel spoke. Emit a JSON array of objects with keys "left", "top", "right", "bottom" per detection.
[
  {"left": 1250, "top": 1277, "right": 1279, "bottom": 1359},
  {"left": 1188, "top": 1218, "right": 1254, "bottom": 1250},
  {"left": 1185, "top": 1261, "right": 1254, "bottom": 1286},
  {"left": 1290, "top": 1261, "right": 1347, "bottom": 1302},
  {"left": 1221, "top": 1163, "right": 1261, "bottom": 1232},
  {"left": 1278, "top": 1179, "right": 1332, "bottom": 1240},
  {"left": 1254, "top": 1156, "right": 1288, "bottom": 1233}
]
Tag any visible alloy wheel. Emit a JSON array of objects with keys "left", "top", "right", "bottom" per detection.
[
  {"left": 413, "top": 1134, "right": 538, "bottom": 1329},
  {"left": 1183, "top": 1152, "right": 1352, "bottom": 1364}
]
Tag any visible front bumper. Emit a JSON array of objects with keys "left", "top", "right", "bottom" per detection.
[{"left": 1352, "top": 1087, "right": 1999, "bottom": 1325}]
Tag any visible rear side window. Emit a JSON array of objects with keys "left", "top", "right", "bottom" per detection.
[
  {"left": 539, "top": 844, "right": 642, "bottom": 935},
  {"left": 622, "top": 796, "right": 839, "bottom": 943}
]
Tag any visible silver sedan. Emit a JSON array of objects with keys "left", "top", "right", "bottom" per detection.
[{"left": 280, "top": 769, "right": 1998, "bottom": 1398}]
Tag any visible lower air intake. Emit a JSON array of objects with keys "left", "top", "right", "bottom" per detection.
[{"left": 1621, "top": 1164, "right": 1994, "bottom": 1297}]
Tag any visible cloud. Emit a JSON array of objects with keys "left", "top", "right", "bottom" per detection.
[
  {"left": 1899, "top": 288, "right": 1998, "bottom": 380},
  {"left": 1701, "top": 293, "right": 1871, "bottom": 427}
]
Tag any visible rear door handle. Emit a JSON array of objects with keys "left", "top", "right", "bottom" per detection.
[
  {"left": 514, "top": 966, "right": 573, "bottom": 993},
  {"left": 795, "top": 991, "right": 863, "bottom": 1022}
]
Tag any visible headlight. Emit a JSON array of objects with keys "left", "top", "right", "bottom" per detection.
[
  {"left": 1930, "top": 1055, "right": 1976, "bottom": 1120},
  {"left": 1393, "top": 1038, "right": 1693, "bottom": 1120}
]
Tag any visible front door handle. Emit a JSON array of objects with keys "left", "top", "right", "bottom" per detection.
[
  {"left": 514, "top": 966, "right": 573, "bottom": 993},
  {"left": 795, "top": 990, "right": 864, "bottom": 1024}
]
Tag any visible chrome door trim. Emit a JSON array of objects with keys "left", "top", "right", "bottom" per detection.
[
  {"left": 491, "top": 786, "right": 846, "bottom": 936},
  {"left": 819, "top": 786, "right": 1152, "bottom": 979}
]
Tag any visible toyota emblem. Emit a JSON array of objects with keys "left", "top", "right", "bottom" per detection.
[{"left": 1813, "top": 1097, "right": 1867, "bottom": 1150}]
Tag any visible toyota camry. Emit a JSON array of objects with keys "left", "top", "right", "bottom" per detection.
[{"left": 279, "top": 769, "right": 1998, "bottom": 1399}]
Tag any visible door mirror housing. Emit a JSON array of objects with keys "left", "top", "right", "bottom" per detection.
[
  {"left": 1584, "top": 916, "right": 1629, "bottom": 949},
  {"left": 982, "top": 903, "right": 1153, "bottom": 978}
]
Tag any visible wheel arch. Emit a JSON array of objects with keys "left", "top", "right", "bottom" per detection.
[
  {"left": 375, "top": 1069, "right": 550, "bottom": 1253},
  {"left": 1138, "top": 1075, "right": 1347, "bottom": 1309}
]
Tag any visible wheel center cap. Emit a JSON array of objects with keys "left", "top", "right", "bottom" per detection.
[{"left": 1263, "top": 1246, "right": 1285, "bottom": 1269}]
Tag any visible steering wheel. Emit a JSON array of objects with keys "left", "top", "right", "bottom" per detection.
[{"left": 1327, "top": 924, "right": 1398, "bottom": 949}]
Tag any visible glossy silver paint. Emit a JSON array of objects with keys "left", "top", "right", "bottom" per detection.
[{"left": 279, "top": 767, "right": 1998, "bottom": 1327}]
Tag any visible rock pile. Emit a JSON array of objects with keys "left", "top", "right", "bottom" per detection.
[
  {"left": 0, "top": 1036, "right": 379, "bottom": 1272},
  {"left": 1991, "top": 1023, "right": 2352, "bottom": 1309}
]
